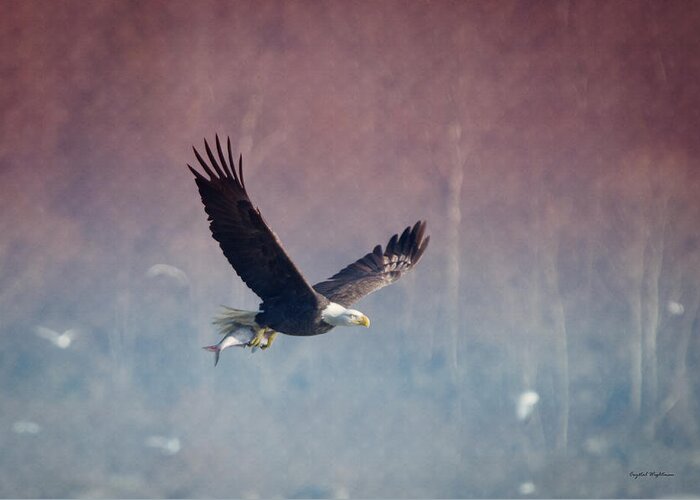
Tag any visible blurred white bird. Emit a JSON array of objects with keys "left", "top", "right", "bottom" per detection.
[
  {"left": 146, "top": 264, "right": 190, "bottom": 287},
  {"left": 583, "top": 435, "right": 609, "bottom": 456},
  {"left": 13, "top": 420, "right": 42, "bottom": 434},
  {"left": 518, "top": 481, "right": 536, "bottom": 495},
  {"left": 145, "top": 435, "right": 181, "bottom": 455},
  {"left": 333, "top": 485, "right": 350, "bottom": 499},
  {"left": 667, "top": 301, "right": 684, "bottom": 316},
  {"left": 516, "top": 390, "right": 540, "bottom": 421},
  {"left": 35, "top": 326, "right": 77, "bottom": 349}
]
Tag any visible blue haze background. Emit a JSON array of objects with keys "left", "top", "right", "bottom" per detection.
[{"left": 2, "top": 1, "right": 700, "bottom": 497}]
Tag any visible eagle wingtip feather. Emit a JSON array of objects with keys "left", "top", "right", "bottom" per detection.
[
  {"left": 415, "top": 235, "right": 430, "bottom": 263},
  {"left": 214, "top": 134, "right": 234, "bottom": 180},
  {"left": 226, "top": 137, "right": 241, "bottom": 186},
  {"left": 204, "top": 138, "right": 227, "bottom": 179},
  {"left": 238, "top": 153, "right": 245, "bottom": 188},
  {"left": 192, "top": 145, "right": 216, "bottom": 179},
  {"left": 187, "top": 164, "right": 204, "bottom": 179}
]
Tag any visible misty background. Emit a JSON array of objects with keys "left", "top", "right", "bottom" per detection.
[{"left": 2, "top": 1, "right": 700, "bottom": 497}]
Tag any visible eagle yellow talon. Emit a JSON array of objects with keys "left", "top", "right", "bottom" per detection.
[
  {"left": 249, "top": 328, "right": 277, "bottom": 350},
  {"left": 249, "top": 328, "right": 266, "bottom": 348},
  {"left": 260, "top": 331, "right": 277, "bottom": 350}
]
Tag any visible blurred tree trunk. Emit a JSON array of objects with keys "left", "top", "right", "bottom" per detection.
[
  {"left": 447, "top": 123, "right": 464, "bottom": 381},
  {"left": 538, "top": 194, "right": 570, "bottom": 450},
  {"left": 639, "top": 199, "right": 666, "bottom": 427},
  {"left": 622, "top": 153, "right": 677, "bottom": 427},
  {"left": 446, "top": 122, "right": 465, "bottom": 463}
]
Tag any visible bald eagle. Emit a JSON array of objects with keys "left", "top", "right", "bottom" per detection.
[{"left": 189, "top": 136, "right": 429, "bottom": 364}]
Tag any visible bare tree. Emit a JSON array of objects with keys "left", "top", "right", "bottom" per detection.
[
  {"left": 447, "top": 122, "right": 465, "bottom": 380},
  {"left": 539, "top": 195, "right": 571, "bottom": 450}
]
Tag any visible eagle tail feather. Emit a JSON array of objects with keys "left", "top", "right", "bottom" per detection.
[{"left": 213, "top": 306, "right": 259, "bottom": 334}]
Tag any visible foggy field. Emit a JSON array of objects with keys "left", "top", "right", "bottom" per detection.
[{"left": 2, "top": 1, "right": 700, "bottom": 497}]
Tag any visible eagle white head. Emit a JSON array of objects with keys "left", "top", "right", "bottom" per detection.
[{"left": 321, "top": 302, "right": 370, "bottom": 328}]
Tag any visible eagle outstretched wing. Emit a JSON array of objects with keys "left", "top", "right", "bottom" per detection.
[
  {"left": 313, "top": 221, "right": 430, "bottom": 307},
  {"left": 188, "top": 136, "right": 319, "bottom": 308}
]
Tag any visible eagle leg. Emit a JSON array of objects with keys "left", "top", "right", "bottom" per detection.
[
  {"left": 249, "top": 327, "right": 272, "bottom": 349},
  {"left": 260, "top": 331, "right": 277, "bottom": 350}
]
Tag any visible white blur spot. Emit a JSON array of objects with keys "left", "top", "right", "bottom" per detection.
[
  {"left": 667, "top": 301, "right": 684, "bottom": 316},
  {"left": 13, "top": 420, "right": 42, "bottom": 434},
  {"left": 583, "top": 435, "right": 609, "bottom": 456},
  {"left": 518, "top": 481, "right": 536, "bottom": 495},
  {"left": 516, "top": 390, "right": 540, "bottom": 421},
  {"left": 145, "top": 435, "right": 181, "bottom": 455},
  {"left": 35, "top": 326, "right": 77, "bottom": 349},
  {"left": 146, "top": 264, "right": 190, "bottom": 287},
  {"left": 334, "top": 485, "right": 350, "bottom": 499}
]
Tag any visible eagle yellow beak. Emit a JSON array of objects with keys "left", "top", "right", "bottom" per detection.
[{"left": 356, "top": 314, "right": 370, "bottom": 328}]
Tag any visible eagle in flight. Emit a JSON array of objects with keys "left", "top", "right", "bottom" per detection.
[{"left": 189, "top": 136, "right": 429, "bottom": 364}]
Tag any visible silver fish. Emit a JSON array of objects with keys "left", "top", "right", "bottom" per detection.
[{"left": 202, "top": 326, "right": 269, "bottom": 366}]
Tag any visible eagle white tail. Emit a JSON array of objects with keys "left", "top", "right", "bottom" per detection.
[{"left": 213, "top": 306, "right": 259, "bottom": 332}]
